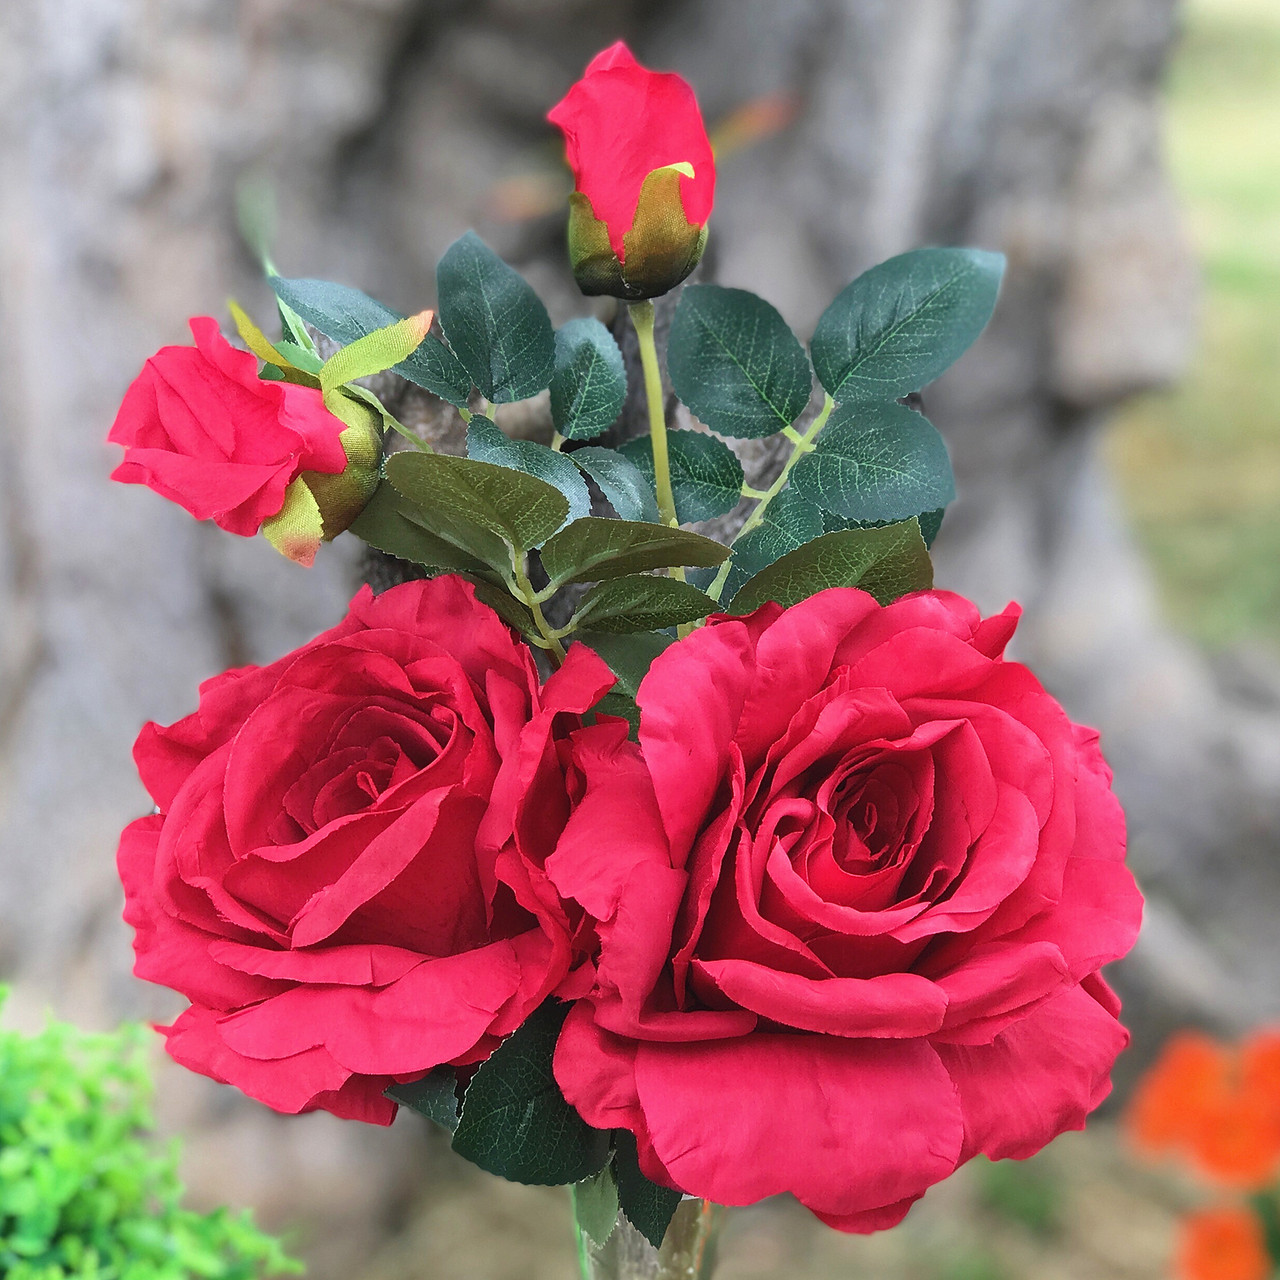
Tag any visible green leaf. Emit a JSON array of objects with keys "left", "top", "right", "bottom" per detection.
[
  {"left": 571, "top": 1165, "right": 620, "bottom": 1248},
  {"left": 541, "top": 518, "right": 729, "bottom": 588},
  {"left": 386, "top": 450, "right": 568, "bottom": 552},
  {"left": 724, "top": 486, "right": 825, "bottom": 600},
  {"left": 436, "top": 232, "right": 555, "bottom": 403},
  {"left": 823, "top": 505, "right": 946, "bottom": 548},
  {"left": 790, "top": 400, "right": 955, "bottom": 524},
  {"left": 571, "top": 446, "right": 661, "bottom": 523},
  {"left": 467, "top": 416, "right": 590, "bottom": 527},
  {"left": 270, "top": 276, "right": 471, "bottom": 405},
  {"left": 729, "top": 520, "right": 934, "bottom": 613},
  {"left": 386, "top": 1070, "right": 461, "bottom": 1133},
  {"left": 619, "top": 430, "right": 744, "bottom": 523},
  {"left": 574, "top": 631, "right": 673, "bottom": 700},
  {"left": 614, "top": 1131, "right": 682, "bottom": 1250},
  {"left": 261, "top": 476, "right": 325, "bottom": 567},
  {"left": 551, "top": 318, "right": 627, "bottom": 441},
  {"left": 811, "top": 247, "right": 1005, "bottom": 402},
  {"left": 451, "top": 1001, "right": 609, "bottom": 1186},
  {"left": 466, "top": 576, "right": 540, "bottom": 639},
  {"left": 349, "top": 482, "right": 498, "bottom": 576},
  {"left": 319, "top": 312, "right": 431, "bottom": 393},
  {"left": 570, "top": 575, "right": 716, "bottom": 634},
  {"left": 668, "top": 284, "right": 813, "bottom": 438}
]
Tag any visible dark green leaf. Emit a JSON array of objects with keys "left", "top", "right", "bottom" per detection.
[
  {"left": 723, "top": 487, "right": 825, "bottom": 600},
  {"left": 349, "top": 482, "right": 497, "bottom": 575},
  {"left": 551, "top": 318, "right": 627, "bottom": 441},
  {"left": 790, "top": 400, "right": 955, "bottom": 524},
  {"left": 919, "top": 507, "right": 945, "bottom": 547},
  {"left": 571, "top": 447, "right": 661, "bottom": 523},
  {"left": 590, "top": 690, "right": 642, "bottom": 735},
  {"left": 575, "top": 631, "right": 674, "bottom": 700},
  {"left": 467, "top": 416, "right": 590, "bottom": 527},
  {"left": 823, "top": 504, "right": 946, "bottom": 548},
  {"left": 668, "top": 284, "right": 813, "bottom": 438},
  {"left": 451, "top": 1001, "right": 609, "bottom": 1186},
  {"left": 437, "top": 232, "right": 555, "bottom": 403},
  {"left": 811, "top": 248, "right": 1005, "bottom": 402},
  {"left": 541, "top": 518, "right": 729, "bottom": 588},
  {"left": 466, "top": 576, "right": 540, "bottom": 638},
  {"left": 619, "top": 430, "right": 744, "bottom": 523},
  {"left": 571, "top": 1166, "right": 620, "bottom": 1248},
  {"left": 614, "top": 1131, "right": 682, "bottom": 1250},
  {"left": 386, "top": 1070, "right": 461, "bottom": 1133},
  {"left": 270, "top": 276, "right": 470, "bottom": 405},
  {"left": 571, "top": 575, "right": 716, "bottom": 634},
  {"left": 729, "top": 520, "right": 934, "bottom": 613},
  {"left": 386, "top": 450, "right": 568, "bottom": 552}
]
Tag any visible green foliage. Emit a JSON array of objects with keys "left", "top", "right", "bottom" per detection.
[
  {"left": 574, "top": 632, "right": 673, "bottom": 700},
  {"left": 551, "top": 319, "right": 628, "bottom": 441},
  {"left": 0, "top": 992, "right": 299, "bottom": 1280},
  {"left": 612, "top": 1131, "right": 682, "bottom": 1250},
  {"left": 385, "top": 1070, "right": 461, "bottom": 1134},
  {"left": 540, "top": 519, "right": 728, "bottom": 588},
  {"left": 570, "top": 1166, "right": 619, "bottom": 1249},
  {"left": 569, "top": 575, "right": 717, "bottom": 634},
  {"left": 436, "top": 232, "right": 556, "bottom": 403},
  {"left": 978, "top": 1156, "right": 1061, "bottom": 1238},
  {"left": 348, "top": 482, "right": 500, "bottom": 578},
  {"left": 466, "top": 416, "right": 590, "bottom": 526},
  {"left": 569, "top": 447, "right": 662, "bottom": 523},
  {"left": 619, "top": 430, "right": 744, "bottom": 523},
  {"left": 810, "top": 247, "right": 1005, "bottom": 403},
  {"left": 667, "top": 285, "right": 813, "bottom": 438},
  {"left": 722, "top": 487, "right": 825, "bottom": 601}
]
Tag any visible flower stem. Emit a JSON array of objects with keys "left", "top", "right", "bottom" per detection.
[
  {"left": 573, "top": 1197, "right": 723, "bottom": 1280},
  {"left": 706, "top": 392, "right": 835, "bottom": 603},
  {"left": 628, "top": 301, "right": 683, "bottom": 542},
  {"left": 510, "top": 546, "right": 567, "bottom": 663}
]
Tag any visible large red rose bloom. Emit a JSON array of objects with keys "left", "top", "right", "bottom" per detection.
[
  {"left": 118, "top": 576, "right": 616, "bottom": 1123},
  {"left": 108, "top": 317, "right": 348, "bottom": 535},
  {"left": 551, "top": 588, "right": 1142, "bottom": 1230}
]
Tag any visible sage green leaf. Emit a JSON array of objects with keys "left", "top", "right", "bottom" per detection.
[
  {"left": 271, "top": 276, "right": 471, "bottom": 405},
  {"left": 619, "top": 430, "right": 744, "bottom": 523},
  {"left": 614, "top": 1131, "right": 682, "bottom": 1250},
  {"left": 723, "top": 486, "right": 825, "bottom": 601},
  {"left": 386, "top": 1070, "right": 460, "bottom": 1133},
  {"left": 386, "top": 450, "right": 568, "bottom": 552},
  {"left": 823, "top": 505, "right": 946, "bottom": 548},
  {"left": 437, "top": 232, "right": 555, "bottom": 403},
  {"left": 729, "top": 520, "right": 933, "bottom": 613},
  {"left": 790, "top": 400, "right": 955, "bottom": 524},
  {"left": 349, "top": 483, "right": 497, "bottom": 576},
  {"left": 451, "top": 1001, "right": 609, "bottom": 1186},
  {"left": 467, "top": 416, "right": 590, "bottom": 528},
  {"left": 811, "top": 247, "right": 1005, "bottom": 402},
  {"left": 570, "top": 447, "right": 661, "bottom": 523},
  {"left": 571, "top": 1166, "right": 620, "bottom": 1248},
  {"left": 541, "top": 518, "right": 729, "bottom": 588},
  {"left": 319, "top": 312, "right": 431, "bottom": 393},
  {"left": 574, "top": 631, "right": 673, "bottom": 700},
  {"left": 551, "top": 318, "right": 627, "bottom": 441},
  {"left": 571, "top": 575, "right": 716, "bottom": 634},
  {"left": 668, "top": 284, "right": 813, "bottom": 438}
]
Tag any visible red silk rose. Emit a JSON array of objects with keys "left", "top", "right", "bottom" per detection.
[
  {"left": 118, "top": 576, "right": 617, "bottom": 1123},
  {"left": 548, "top": 42, "right": 715, "bottom": 299},
  {"left": 108, "top": 317, "right": 348, "bottom": 536},
  {"left": 552, "top": 588, "right": 1142, "bottom": 1230}
]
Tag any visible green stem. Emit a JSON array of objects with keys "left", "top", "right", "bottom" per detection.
[
  {"left": 707, "top": 392, "right": 835, "bottom": 603},
  {"left": 509, "top": 547, "right": 567, "bottom": 663},
  {"left": 573, "top": 1197, "right": 723, "bottom": 1279},
  {"left": 628, "top": 301, "right": 682, "bottom": 540}
]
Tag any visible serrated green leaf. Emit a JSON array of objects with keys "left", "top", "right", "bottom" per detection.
[
  {"left": 349, "top": 482, "right": 498, "bottom": 576},
  {"left": 386, "top": 450, "right": 568, "bottom": 552},
  {"left": 571, "top": 1165, "right": 620, "bottom": 1248},
  {"left": 729, "top": 520, "right": 933, "bottom": 613},
  {"left": 614, "top": 1131, "right": 682, "bottom": 1250},
  {"left": 466, "top": 416, "right": 590, "bottom": 528},
  {"left": 571, "top": 447, "right": 661, "bottom": 523},
  {"left": 319, "top": 311, "right": 432, "bottom": 393},
  {"left": 437, "top": 232, "right": 555, "bottom": 403},
  {"left": 271, "top": 276, "right": 471, "bottom": 405},
  {"left": 823, "top": 504, "right": 946, "bottom": 548},
  {"left": 574, "top": 631, "right": 673, "bottom": 700},
  {"left": 551, "top": 318, "right": 627, "bottom": 440},
  {"left": 619, "top": 430, "right": 744, "bottom": 523},
  {"left": 541, "top": 518, "right": 729, "bottom": 588},
  {"left": 668, "top": 284, "right": 813, "bottom": 438},
  {"left": 570, "top": 575, "right": 716, "bottom": 634},
  {"left": 811, "top": 247, "right": 1005, "bottom": 402},
  {"left": 790, "top": 400, "right": 955, "bottom": 524},
  {"left": 451, "top": 1002, "right": 609, "bottom": 1186},
  {"left": 723, "top": 486, "right": 825, "bottom": 600},
  {"left": 386, "top": 1070, "right": 461, "bottom": 1132}
]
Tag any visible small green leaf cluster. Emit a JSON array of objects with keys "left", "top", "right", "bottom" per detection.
[
  {"left": 0, "top": 991, "right": 300, "bottom": 1280},
  {"left": 388, "top": 1001, "right": 680, "bottom": 1252}
]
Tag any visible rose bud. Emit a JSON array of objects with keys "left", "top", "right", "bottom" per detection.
[
  {"left": 548, "top": 42, "right": 715, "bottom": 300},
  {"left": 108, "top": 317, "right": 349, "bottom": 544}
]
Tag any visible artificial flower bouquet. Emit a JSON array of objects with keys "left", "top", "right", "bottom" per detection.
[{"left": 108, "top": 41, "right": 1143, "bottom": 1279}]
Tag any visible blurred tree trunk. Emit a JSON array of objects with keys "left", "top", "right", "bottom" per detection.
[{"left": 2, "top": 0, "right": 1273, "bottom": 1272}]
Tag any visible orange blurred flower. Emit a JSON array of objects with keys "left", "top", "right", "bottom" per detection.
[
  {"left": 1129, "top": 1032, "right": 1233, "bottom": 1153},
  {"left": 1178, "top": 1207, "right": 1271, "bottom": 1280}
]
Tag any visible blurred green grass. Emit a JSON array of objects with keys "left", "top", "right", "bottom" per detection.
[{"left": 1108, "top": 0, "right": 1280, "bottom": 650}]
